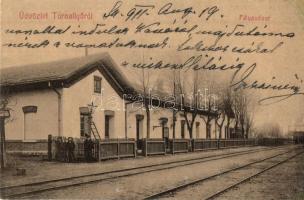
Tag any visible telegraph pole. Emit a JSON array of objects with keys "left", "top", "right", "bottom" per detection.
[
  {"left": 0, "top": 117, "right": 6, "bottom": 169},
  {"left": 0, "top": 109, "right": 10, "bottom": 169}
]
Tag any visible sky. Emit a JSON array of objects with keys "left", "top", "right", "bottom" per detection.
[{"left": 1, "top": 0, "right": 304, "bottom": 134}]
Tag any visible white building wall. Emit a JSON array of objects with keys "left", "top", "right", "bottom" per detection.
[
  {"left": 5, "top": 89, "right": 59, "bottom": 140},
  {"left": 4, "top": 69, "right": 222, "bottom": 141},
  {"left": 126, "top": 106, "right": 213, "bottom": 140},
  {"left": 180, "top": 113, "right": 208, "bottom": 139},
  {"left": 61, "top": 69, "right": 125, "bottom": 139},
  {"left": 126, "top": 106, "right": 174, "bottom": 139}
]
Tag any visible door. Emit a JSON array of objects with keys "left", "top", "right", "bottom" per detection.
[
  {"left": 80, "top": 114, "right": 91, "bottom": 138},
  {"left": 105, "top": 115, "right": 110, "bottom": 139},
  {"left": 163, "top": 127, "right": 169, "bottom": 149},
  {"left": 136, "top": 117, "right": 143, "bottom": 149},
  {"left": 181, "top": 120, "right": 185, "bottom": 139}
]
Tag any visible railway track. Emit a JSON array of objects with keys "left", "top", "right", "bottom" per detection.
[
  {"left": 144, "top": 148, "right": 304, "bottom": 200},
  {"left": 0, "top": 146, "right": 294, "bottom": 199}
]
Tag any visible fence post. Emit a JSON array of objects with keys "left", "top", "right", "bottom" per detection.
[
  {"left": 48, "top": 135, "right": 52, "bottom": 161},
  {"left": 192, "top": 139, "right": 195, "bottom": 152},
  {"left": 133, "top": 139, "right": 137, "bottom": 158}
]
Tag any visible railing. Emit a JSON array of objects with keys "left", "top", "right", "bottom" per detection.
[
  {"left": 47, "top": 134, "right": 293, "bottom": 162},
  {"left": 48, "top": 136, "right": 136, "bottom": 162},
  {"left": 192, "top": 139, "right": 219, "bottom": 151},
  {"left": 192, "top": 139, "right": 257, "bottom": 151},
  {"left": 142, "top": 138, "right": 166, "bottom": 156},
  {"left": 170, "top": 139, "right": 190, "bottom": 154},
  {"left": 256, "top": 138, "right": 291, "bottom": 146},
  {"left": 219, "top": 139, "right": 256, "bottom": 148},
  {"left": 99, "top": 139, "right": 136, "bottom": 160},
  {"left": 75, "top": 142, "right": 99, "bottom": 161}
]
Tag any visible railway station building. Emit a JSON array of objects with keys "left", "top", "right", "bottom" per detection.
[{"left": 0, "top": 53, "right": 233, "bottom": 152}]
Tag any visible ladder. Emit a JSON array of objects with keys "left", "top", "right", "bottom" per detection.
[{"left": 90, "top": 121, "right": 101, "bottom": 141}]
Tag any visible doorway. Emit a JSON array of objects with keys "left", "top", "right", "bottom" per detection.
[
  {"left": 159, "top": 117, "right": 169, "bottom": 149},
  {"left": 105, "top": 115, "right": 111, "bottom": 139},
  {"left": 104, "top": 110, "right": 115, "bottom": 139},
  {"left": 136, "top": 115, "right": 144, "bottom": 150},
  {"left": 80, "top": 107, "right": 91, "bottom": 138}
]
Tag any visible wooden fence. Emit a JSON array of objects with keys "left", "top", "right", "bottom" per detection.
[
  {"left": 256, "top": 138, "right": 291, "bottom": 146},
  {"left": 170, "top": 139, "right": 190, "bottom": 154},
  {"left": 47, "top": 135, "right": 292, "bottom": 162},
  {"left": 99, "top": 139, "right": 136, "bottom": 160},
  {"left": 7, "top": 140, "right": 48, "bottom": 155},
  {"left": 192, "top": 139, "right": 219, "bottom": 151},
  {"left": 48, "top": 136, "right": 136, "bottom": 162},
  {"left": 218, "top": 139, "right": 256, "bottom": 148},
  {"left": 142, "top": 138, "right": 166, "bottom": 156},
  {"left": 192, "top": 139, "right": 257, "bottom": 151}
]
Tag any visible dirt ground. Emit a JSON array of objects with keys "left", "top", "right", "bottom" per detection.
[
  {"left": 0, "top": 146, "right": 265, "bottom": 187},
  {"left": 1, "top": 146, "right": 302, "bottom": 200},
  {"left": 13, "top": 147, "right": 296, "bottom": 199},
  {"left": 217, "top": 150, "right": 304, "bottom": 200}
]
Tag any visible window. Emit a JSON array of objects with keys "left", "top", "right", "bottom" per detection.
[
  {"left": 22, "top": 106, "right": 38, "bottom": 140},
  {"left": 94, "top": 76, "right": 102, "bottom": 93}
]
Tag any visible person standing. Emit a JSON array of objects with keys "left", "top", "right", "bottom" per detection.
[
  {"left": 84, "top": 134, "right": 93, "bottom": 162},
  {"left": 67, "top": 137, "right": 75, "bottom": 162}
]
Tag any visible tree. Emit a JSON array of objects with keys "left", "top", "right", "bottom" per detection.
[
  {"left": 177, "top": 71, "right": 201, "bottom": 139},
  {"left": 140, "top": 69, "right": 152, "bottom": 139},
  {"left": 233, "top": 90, "right": 248, "bottom": 138},
  {"left": 244, "top": 111, "right": 254, "bottom": 138},
  {"left": 232, "top": 89, "right": 255, "bottom": 139},
  {"left": 200, "top": 74, "right": 218, "bottom": 139},
  {"left": 222, "top": 87, "right": 235, "bottom": 138},
  {"left": 168, "top": 70, "right": 181, "bottom": 139},
  {"left": 215, "top": 88, "right": 232, "bottom": 139}
]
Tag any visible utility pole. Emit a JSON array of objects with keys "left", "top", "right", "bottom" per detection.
[
  {"left": 0, "top": 109, "right": 10, "bottom": 169},
  {"left": 0, "top": 117, "right": 6, "bottom": 169}
]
